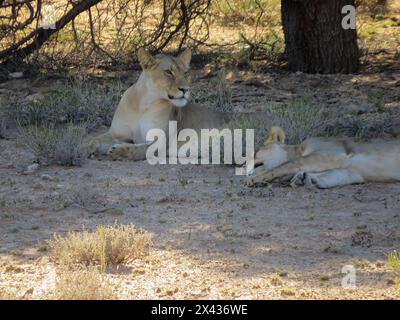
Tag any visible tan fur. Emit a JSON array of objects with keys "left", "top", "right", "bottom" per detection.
[
  {"left": 267, "top": 126, "right": 285, "bottom": 144},
  {"left": 248, "top": 126, "right": 400, "bottom": 188},
  {"left": 87, "top": 49, "right": 229, "bottom": 160}
]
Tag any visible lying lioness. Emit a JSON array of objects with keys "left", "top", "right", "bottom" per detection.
[
  {"left": 87, "top": 48, "right": 230, "bottom": 160},
  {"left": 247, "top": 127, "right": 400, "bottom": 188}
]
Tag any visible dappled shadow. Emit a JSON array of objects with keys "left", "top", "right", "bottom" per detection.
[
  {"left": 1, "top": 55, "right": 400, "bottom": 297},
  {"left": 1, "top": 134, "right": 399, "bottom": 298}
]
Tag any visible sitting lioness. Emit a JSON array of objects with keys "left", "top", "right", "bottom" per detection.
[
  {"left": 247, "top": 126, "right": 400, "bottom": 188},
  {"left": 87, "top": 48, "right": 231, "bottom": 160}
]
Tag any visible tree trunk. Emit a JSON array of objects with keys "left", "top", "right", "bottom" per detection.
[{"left": 281, "top": 0, "right": 360, "bottom": 74}]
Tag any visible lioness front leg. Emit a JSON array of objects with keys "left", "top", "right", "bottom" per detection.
[
  {"left": 108, "top": 143, "right": 148, "bottom": 161},
  {"left": 247, "top": 153, "right": 349, "bottom": 187}
]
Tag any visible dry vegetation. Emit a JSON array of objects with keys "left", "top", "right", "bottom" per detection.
[
  {"left": 47, "top": 224, "right": 151, "bottom": 299},
  {"left": 49, "top": 224, "right": 152, "bottom": 268},
  {"left": 54, "top": 267, "right": 115, "bottom": 300},
  {"left": 0, "top": 289, "right": 19, "bottom": 300},
  {"left": 388, "top": 251, "right": 400, "bottom": 289},
  {"left": 17, "top": 123, "right": 88, "bottom": 166}
]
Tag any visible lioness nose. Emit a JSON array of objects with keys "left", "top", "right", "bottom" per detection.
[{"left": 179, "top": 87, "right": 188, "bottom": 93}]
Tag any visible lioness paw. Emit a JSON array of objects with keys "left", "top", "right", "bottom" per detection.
[
  {"left": 108, "top": 143, "right": 132, "bottom": 160},
  {"left": 107, "top": 143, "right": 147, "bottom": 161},
  {"left": 245, "top": 176, "right": 265, "bottom": 188}
]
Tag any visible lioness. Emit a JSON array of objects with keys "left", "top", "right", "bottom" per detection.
[
  {"left": 247, "top": 126, "right": 400, "bottom": 188},
  {"left": 87, "top": 48, "right": 231, "bottom": 160}
]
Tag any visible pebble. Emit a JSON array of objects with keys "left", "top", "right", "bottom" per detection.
[
  {"left": 23, "top": 163, "right": 39, "bottom": 175},
  {"left": 32, "top": 183, "right": 44, "bottom": 190},
  {"left": 24, "top": 93, "right": 45, "bottom": 103},
  {"left": 41, "top": 174, "right": 55, "bottom": 181},
  {"left": 8, "top": 72, "right": 23, "bottom": 79}
]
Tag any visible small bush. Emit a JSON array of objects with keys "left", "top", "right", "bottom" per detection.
[
  {"left": 193, "top": 68, "right": 233, "bottom": 112},
  {"left": 4, "top": 77, "right": 124, "bottom": 131},
  {"left": 49, "top": 224, "right": 151, "bottom": 268},
  {"left": 388, "top": 251, "right": 400, "bottom": 289},
  {"left": 55, "top": 267, "right": 115, "bottom": 300},
  {"left": 226, "top": 98, "right": 329, "bottom": 149},
  {"left": 325, "top": 112, "right": 393, "bottom": 141},
  {"left": 18, "top": 123, "right": 88, "bottom": 166},
  {"left": 226, "top": 112, "right": 270, "bottom": 150},
  {"left": 70, "top": 186, "right": 103, "bottom": 209},
  {"left": 265, "top": 98, "right": 329, "bottom": 144}
]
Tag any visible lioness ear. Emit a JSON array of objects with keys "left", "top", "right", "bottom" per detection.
[
  {"left": 267, "top": 126, "right": 286, "bottom": 144},
  {"left": 178, "top": 48, "right": 192, "bottom": 71},
  {"left": 137, "top": 48, "right": 157, "bottom": 70}
]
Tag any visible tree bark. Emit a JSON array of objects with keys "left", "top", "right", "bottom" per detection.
[{"left": 281, "top": 0, "right": 360, "bottom": 74}]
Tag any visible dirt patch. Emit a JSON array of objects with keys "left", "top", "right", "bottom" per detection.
[
  {"left": 1, "top": 45, "right": 400, "bottom": 299},
  {"left": 0, "top": 135, "right": 399, "bottom": 299}
]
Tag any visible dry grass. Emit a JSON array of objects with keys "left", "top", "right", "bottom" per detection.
[
  {"left": 0, "top": 288, "right": 19, "bottom": 300},
  {"left": 192, "top": 68, "right": 233, "bottom": 112},
  {"left": 264, "top": 98, "right": 329, "bottom": 144},
  {"left": 226, "top": 98, "right": 329, "bottom": 149},
  {"left": 17, "top": 123, "right": 88, "bottom": 166},
  {"left": 54, "top": 267, "right": 115, "bottom": 300},
  {"left": 5, "top": 77, "right": 124, "bottom": 130},
  {"left": 388, "top": 251, "right": 400, "bottom": 290},
  {"left": 49, "top": 224, "right": 151, "bottom": 269}
]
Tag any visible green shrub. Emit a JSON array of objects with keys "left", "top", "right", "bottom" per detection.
[
  {"left": 325, "top": 112, "right": 393, "bottom": 141},
  {"left": 226, "top": 112, "right": 270, "bottom": 151},
  {"left": 4, "top": 77, "right": 125, "bottom": 131},
  {"left": 227, "top": 98, "right": 329, "bottom": 149},
  {"left": 265, "top": 98, "right": 329, "bottom": 144},
  {"left": 18, "top": 123, "right": 88, "bottom": 166},
  {"left": 192, "top": 68, "right": 233, "bottom": 112}
]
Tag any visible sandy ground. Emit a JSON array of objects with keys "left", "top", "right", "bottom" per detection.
[
  {"left": 0, "top": 43, "right": 400, "bottom": 299},
  {"left": 0, "top": 133, "right": 399, "bottom": 299}
]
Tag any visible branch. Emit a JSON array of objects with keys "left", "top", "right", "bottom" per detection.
[{"left": 0, "top": 0, "right": 103, "bottom": 63}]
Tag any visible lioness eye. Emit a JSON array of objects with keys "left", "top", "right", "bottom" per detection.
[{"left": 165, "top": 70, "right": 174, "bottom": 77}]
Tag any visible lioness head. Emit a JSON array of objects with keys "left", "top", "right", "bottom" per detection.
[
  {"left": 254, "top": 126, "right": 289, "bottom": 170},
  {"left": 137, "top": 48, "right": 192, "bottom": 108}
]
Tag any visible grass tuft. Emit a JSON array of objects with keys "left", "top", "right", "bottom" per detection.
[
  {"left": 55, "top": 267, "right": 115, "bottom": 300},
  {"left": 4, "top": 77, "right": 125, "bottom": 131},
  {"left": 193, "top": 68, "right": 234, "bottom": 112},
  {"left": 265, "top": 98, "right": 329, "bottom": 144},
  {"left": 17, "top": 123, "right": 88, "bottom": 166},
  {"left": 388, "top": 250, "right": 400, "bottom": 290},
  {"left": 226, "top": 98, "right": 329, "bottom": 149},
  {"left": 49, "top": 224, "right": 151, "bottom": 268},
  {"left": 0, "top": 288, "right": 19, "bottom": 300}
]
